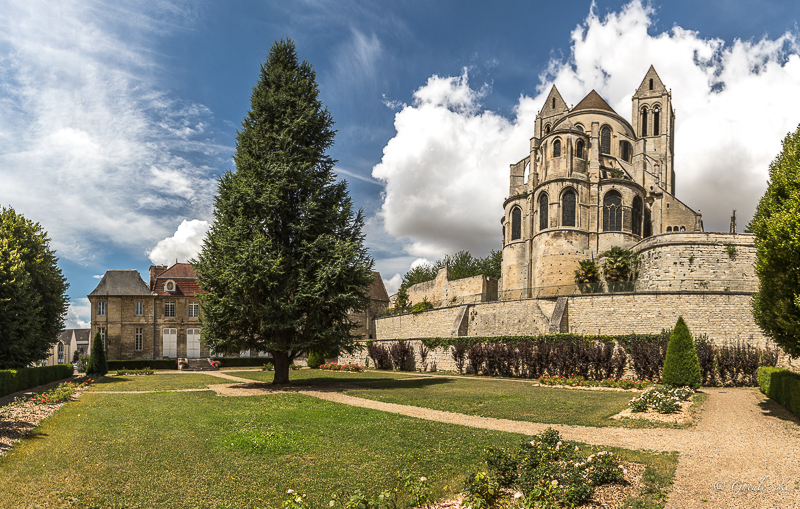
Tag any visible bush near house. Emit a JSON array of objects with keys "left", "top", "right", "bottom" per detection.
[
  {"left": 758, "top": 366, "right": 800, "bottom": 419},
  {"left": 0, "top": 364, "right": 74, "bottom": 397}
]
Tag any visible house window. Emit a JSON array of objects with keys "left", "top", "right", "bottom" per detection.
[
  {"left": 135, "top": 301, "right": 143, "bottom": 316},
  {"left": 576, "top": 140, "right": 585, "bottom": 159},
  {"left": 189, "top": 302, "right": 199, "bottom": 318},
  {"left": 562, "top": 190, "right": 576, "bottom": 227},
  {"left": 511, "top": 207, "right": 522, "bottom": 240},
  {"left": 632, "top": 197, "right": 643, "bottom": 236},
  {"left": 135, "top": 328, "right": 143, "bottom": 351},
  {"left": 98, "top": 327, "right": 106, "bottom": 350},
  {"left": 603, "top": 191, "right": 623, "bottom": 232},
  {"left": 553, "top": 139, "right": 561, "bottom": 157},
  {"left": 600, "top": 127, "right": 611, "bottom": 154},
  {"left": 653, "top": 107, "right": 660, "bottom": 136},
  {"left": 539, "top": 193, "right": 549, "bottom": 231},
  {"left": 164, "top": 302, "right": 176, "bottom": 318},
  {"left": 97, "top": 301, "right": 105, "bottom": 316},
  {"left": 641, "top": 108, "right": 648, "bottom": 137},
  {"left": 57, "top": 342, "right": 64, "bottom": 364}
]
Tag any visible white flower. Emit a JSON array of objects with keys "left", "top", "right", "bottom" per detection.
[
  {"left": 287, "top": 489, "right": 295, "bottom": 494},
  {"left": 514, "top": 492, "right": 523, "bottom": 500},
  {"left": 420, "top": 477, "right": 427, "bottom": 482},
  {"left": 551, "top": 480, "right": 558, "bottom": 486}
]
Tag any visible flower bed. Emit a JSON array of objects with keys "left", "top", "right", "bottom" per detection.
[
  {"left": 318, "top": 362, "right": 363, "bottom": 372},
  {"left": 538, "top": 375, "right": 652, "bottom": 390},
  {"left": 629, "top": 386, "right": 694, "bottom": 414},
  {"left": 30, "top": 379, "right": 95, "bottom": 405}
]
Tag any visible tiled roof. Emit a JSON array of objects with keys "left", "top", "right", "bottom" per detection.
[
  {"left": 74, "top": 329, "right": 91, "bottom": 343},
  {"left": 368, "top": 272, "right": 390, "bottom": 302},
  {"left": 572, "top": 90, "right": 617, "bottom": 114},
  {"left": 152, "top": 263, "right": 203, "bottom": 296},
  {"left": 57, "top": 330, "right": 73, "bottom": 345},
  {"left": 89, "top": 270, "right": 152, "bottom": 296}
]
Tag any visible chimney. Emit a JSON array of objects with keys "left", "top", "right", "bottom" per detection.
[{"left": 149, "top": 265, "right": 167, "bottom": 290}]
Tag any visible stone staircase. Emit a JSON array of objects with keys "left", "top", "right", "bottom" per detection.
[{"left": 179, "top": 358, "right": 219, "bottom": 371}]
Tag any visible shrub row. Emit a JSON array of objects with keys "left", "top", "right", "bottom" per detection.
[
  {"left": 0, "top": 364, "right": 74, "bottom": 398},
  {"left": 758, "top": 366, "right": 800, "bottom": 419},
  {"left": 107, "top": 359, "right": 177, "bottom": 371},
  {"left": 212, "top": 356, "right": 273, "bottom": 367}
]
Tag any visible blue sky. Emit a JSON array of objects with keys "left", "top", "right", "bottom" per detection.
[{"left": 0, "top": 0, "right": 798, "bottom": 328}]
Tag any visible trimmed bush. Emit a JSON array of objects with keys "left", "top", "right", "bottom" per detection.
[
  {"left": 107, "top": 359, "right": 178, "bottom": 370},
  {"left": 86, "top": 332, "right": 108, "bottom": 377},
  {"left": 758, "top": 366, "right": 787, "bottom": 399},
  {"left": 307, "top": 350, "right": 325, "bottom": 369},
  {"left": 661, "top": 317, "right": 702, "bottom": 389},
  {"left": 758, "top": 366, "right": 800, "bottom": 419},
  {"left": 0, "top": 364, "right": 74, "bottom": 398}
]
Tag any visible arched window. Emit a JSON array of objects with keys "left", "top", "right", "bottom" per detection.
[
  {"left": 575, "top": 124, "right": 584, "bottom": 133},
  {"left": 620, "top": 141, "right": 632, "bottom": 162},
  {"left": 600, "top": 127, "right": 611, "bottom": 154},
  {"left": 680, "top": 226, "right": 686, "bottom": 232},
  {"left": 603, "top": 191, "right": 623, "bottom": 232},
  {"left": 667, "top": 226, "right": 672, "bottom": 232},
  {"left": 632, "top": 196, "right": 643, "bottom": 236},
  {"left": 673, "top": 225, "right": 679, "bottom": 232},
  {"left": 544, "top": 124, "right": 551, "bottom": 135},
  {"left": 649, "top": 78, "right": 653, "bottom": 90},
  {"left": 539, "top": 193, "right": 549, "bottom": 231},
  {"left": 562, "top": 190, "right": 576, "bottom": 227},
  {"left": 511, "top": 207, "right": 522, "bottom": 240},
  {"left": 553, "top": 139, "right": 561, "bottom": 157},
  {"left": 653, "top": 107, "right": 660, "bottom": 136},
  {"left": 576, "top": 139, "right": 585, "bottom": 159},
  {"left": 641, "top": 108, "right": 648, "bottom": 137}
]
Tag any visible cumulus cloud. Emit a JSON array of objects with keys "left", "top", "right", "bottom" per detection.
[
  {"left": 382, "top": 273, "right": 402, "bottom": 296},
  {"left": 373, "top": 1, "right": 800, "bottom": 262},
  {"left": 65, "top": 298, "right": 91, "bottom": 329},
  {"left": 0, "top": 1, "right": 222, "bottom": 264},
  {"left": 148, "top": 219, "right": 210, "bottom": 265}
]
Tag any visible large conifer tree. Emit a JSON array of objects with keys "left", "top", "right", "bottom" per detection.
[
  {"left": 194, "top": 39, "right": 373, "bottom": 384},
  {"left": 751, "top": 124, "right": 800, "bottom": 357}
]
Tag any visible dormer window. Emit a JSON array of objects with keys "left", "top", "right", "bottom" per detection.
[{"left": 164, "top": 280, "right": 176, "bottom": 293}]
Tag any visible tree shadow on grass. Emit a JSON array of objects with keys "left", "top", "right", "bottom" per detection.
[
  {"left": 757, "top": 397, "right": 800, "bottom": 426},
  {"left": 347, "top": 377, "right": 454, "bottom": 391},
  {"left": 92, "top": 377, "right": 131, "bottom": 386}
]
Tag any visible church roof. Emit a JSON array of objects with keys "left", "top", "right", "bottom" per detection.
[
  {"left": 572, "top": 90, "right": 617, "bottom": 114},
  {"left": 367, "top": 272, "right": 390, "bottom": 302}
]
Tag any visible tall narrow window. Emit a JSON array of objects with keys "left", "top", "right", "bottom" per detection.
[
  {"left": 576, "top": 139, "right": 585, "bottom": 159},
  {"left": 97, "top": 301, "right": 105, "bottom": 316},
  {"left": 641, "top": 108, "right": 648, "bottom": 137},
  {"left": 189, "top": 302, "right": 199, "bottom": 318},
  {"left": 57, "top": 342, "right": 64, "bottom": 364},
  {"left": 135, "top": 301, "right": 143, "bottom": 316},
  {"left": 511, "top": 207, "right": 522, "bottom": 240},
  {"left": 653, "top": 107, "right": 660, "bottom": 136},
  {"left": 621, "top": 141, "right": 632, "bottom": 162},
  {"left": 544, "top": 124, "right": 551, "bottom": 135},
  {"left": 539, "top": 194, "right": 549, "bottom": 231},
  {"left": 603, "top": 191, "right": 623, "bottom": 232},
  {"left": 632, "top": 196, "right": 643, "bottom": 236},
  {"left": 98, "top": 327, "right": 106, "bottom": 350},
  {"left": 552, "top": 97, "right": 555, "bottom": 109},
  {"left": 600, "top": 127, "right": 611, "bottom": 154},
  {"left": 553, "top": 139, "right": 561, "bottom": 157},
  {"left": 135, "top": 328, "right": 143, "bottom": 351},
  {"left": 164, "top": 301, "right": 175, "bottom": 318},
  {"left": 562, "top": 190, "right": 576, "bottom": 227},
  {"left": 649, "top": 78, "right": 653, "bottom": 90}
]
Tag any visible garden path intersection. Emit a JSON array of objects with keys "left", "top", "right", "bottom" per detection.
[{"left": 89, "top": 370, "right": 800, "bottom": 508}]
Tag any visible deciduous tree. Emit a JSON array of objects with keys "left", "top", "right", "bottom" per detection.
[
  {"left": 751, "top": 124, "right": 800, "bottom": 357},
  {"left": 0, "top": 207, "right": 68, "bottom": 368},
  {"left": 194, "top": 39, "right": 374, "bottom": 384}
]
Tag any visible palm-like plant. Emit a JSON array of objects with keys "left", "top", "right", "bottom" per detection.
[
  {"left": 574, "top": 259, "right": 601, "bottom": 284},
  {"left": 602, "top": 246, "right": 633, "bottom": 282}
]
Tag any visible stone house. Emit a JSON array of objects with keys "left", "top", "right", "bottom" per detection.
[
  {"left": 349, "top": 272, "right": 391, "bottom": 340},
  {"left": 43, "top": 329, "right": 90, "bottom": 366}
]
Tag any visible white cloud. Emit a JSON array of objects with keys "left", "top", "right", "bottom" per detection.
[
  {"left": 373, "top": 0, "right": 800, "bottom": 262},
  {"left": 65, "top": 298, "right": 91, "bottom": 329},
  {"left": 148, "top": 219, "right": 209, "bottom": 265},
  {"left": 382, "top": 273, "right": 402, "bottom": 296},
  {"left": 92, "top": 274, "right": 102, "bottom": 279},
  {"left": 0, "top": 1, "right": 222, "bottom": 264}
]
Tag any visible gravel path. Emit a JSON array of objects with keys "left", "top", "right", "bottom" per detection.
[{"left": 195, "top": 371, "right": 800, "bottom": 508}]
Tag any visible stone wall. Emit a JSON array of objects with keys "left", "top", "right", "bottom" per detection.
[
  {"left": 405, "top": 265, "right": 498, "bottom": 308},
  {"left": 338, "top": 339, "right": 461, "bottom": 372}
]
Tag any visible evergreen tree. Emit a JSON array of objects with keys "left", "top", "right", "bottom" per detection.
[
  {"left": 0, "top": 207, "right": 69, "bottom": 368},
  {"left": 661, "top": 317, "right": 702, "bottom": 388},
  {"left": 193, "top": 39, "right": 374, "bottom": 384},
  {"left": 85, "top": 331, "right": 108, "bottom": 378},
  {"left": 751, "top": 124, "right": 800, "bottom": 357}
]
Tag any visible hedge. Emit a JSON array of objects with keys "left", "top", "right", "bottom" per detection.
[
  {"left": 0, "top": 364, "right": 74, "bottom": 398},
  {"left": 107, "top": 360, "right": 177, "bottom": 371},
  {"left": 211, "top": 356, "right": 273, "bottom": 367},
  {"left": 758, "top": 366, "right": 800, "bottom": 418}
]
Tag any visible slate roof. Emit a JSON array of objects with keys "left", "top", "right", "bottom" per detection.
[
  {"left": 57, "top": 330, "right": 74, "bottom": 345},
  {"left": 56, "top": 329, "right": 91, "bottom": 345},
  {"left": 89, "top": 270, "right": 152, "bottom": 296},
  {"left": 74, "top": 329, "right": 90, "bottom": 343},
  {"left": 152, "top": 263, "right": 202, "bottom": 296},
  {"left": 368, "top": 272, "right": 390, "bottom": 302},
  {"left": 572, "top": 90, "right": 617, "bottom": 115}
]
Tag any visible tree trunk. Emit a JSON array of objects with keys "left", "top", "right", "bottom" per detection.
[{"left": 272, "top": 350, "right": 291, "bottom": 384}]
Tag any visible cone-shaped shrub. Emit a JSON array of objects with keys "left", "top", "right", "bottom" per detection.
[
  {"left": 86, "top": 331, "right": 108, "bottom": 377},
  {"left": 661, "top": 317, "right": 702, "bottom": 388}
]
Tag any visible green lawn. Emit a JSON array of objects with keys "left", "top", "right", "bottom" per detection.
[
  {"left": 0, "top": 372, "right": 681, "bottom": 508},
  {"left": 230, "top": 368, "right": 420, "bottom": 384},
  {"left": 344, "top": 375, "right": 672, "bottom": 428},
  {"left": 85, "top": 373, "right": 225, "bottom": 392}
]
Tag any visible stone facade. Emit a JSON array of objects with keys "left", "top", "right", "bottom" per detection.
[{"left": 405, "top": 265, "right": 499, "bottom": 308}]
